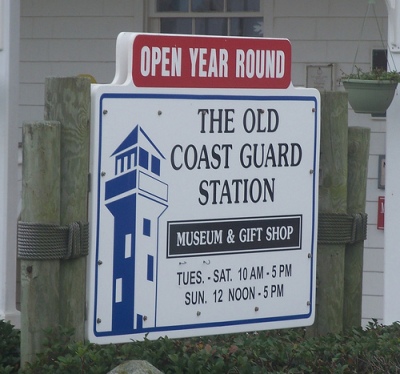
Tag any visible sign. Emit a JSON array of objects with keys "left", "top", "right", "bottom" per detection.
[
  {"left": 378, "top": 196, "right": 385, "bottom": 230},
  {"left": 132, "top": 34, "right": 291, "bottom": 89},
  {"left": 87, "top": 33, "right": 320, "bottom": 344},
  {"left": 306, "top": 64, "right": 334, "bottom": 91}
]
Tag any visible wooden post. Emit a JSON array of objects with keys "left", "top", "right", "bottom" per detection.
[
  {"left": 44, "top": 77, "right": 91, "bottom": 341},
  {"left": 343, "top": 127, "right": 370, "bottom": 329},
  {"left": 20, "top": 122, "right": 61, "bottom": 366},
  {"left": 308, "top": 92, "right": 348, "bottom": 336}
]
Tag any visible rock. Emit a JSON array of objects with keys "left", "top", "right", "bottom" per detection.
[{"left": 107, "top": 360, "right": 163, "bottom": 374}]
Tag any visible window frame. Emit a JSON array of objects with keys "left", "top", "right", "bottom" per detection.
[{"left": 147, "top": 0, "right": 265, "bottom": 36}]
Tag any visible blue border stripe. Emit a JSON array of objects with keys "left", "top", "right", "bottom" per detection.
[
  {"left": 101, "top": 92, "right": 317, "bottom": 102},
  {"left": 95, "top": 311, "right": 312, "bottom": 337}
]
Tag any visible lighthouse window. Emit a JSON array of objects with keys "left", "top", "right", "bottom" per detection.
[
  {"left": 116, "top": 155, "right": 128, "bottom": 173},
  {"left": 125, "top": 234, "right": 132, "bottom": 258},
  {"left": 143, "top": 218, "right": 151, "bottom": 237},
  {"left": 139, "top": 148, "right": 149, "bottom": 169},
  {"left": 115, "top": 149, "right": 136, "bottom": 174},
  {"left": 115, "top": 278, "right": 122, "bottom": 303},
  {"left": 147, "top": 255, "right": 154, "bottom": 281},
  {"left": 151, "top": 155, "right": 161, "bottom": 176}
]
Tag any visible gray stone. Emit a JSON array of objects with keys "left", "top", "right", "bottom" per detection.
[{"left": 107, "top": 360, "right": 163, "bottom": 374}]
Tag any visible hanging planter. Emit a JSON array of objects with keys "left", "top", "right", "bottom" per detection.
[
  {"left": 341, "top": 0, "right": 400, "bottom": 115},
  {"left": 342, "top": 69, "right": 400, "bottom": 115},
  {"left": 342, "top": 79, "right": 398, "bottom": 114}
]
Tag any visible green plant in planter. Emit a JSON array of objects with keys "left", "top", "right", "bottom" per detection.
[
  {"left": 343, "top": 67, "right": 400, "bottom": 81},
  {"left": 342, "top": 67, "right": 400, "bottom": 114}
]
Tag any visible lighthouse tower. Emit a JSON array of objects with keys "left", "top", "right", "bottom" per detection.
[{"left": 104, "top": 125, "right": 168, "bottom": 334}]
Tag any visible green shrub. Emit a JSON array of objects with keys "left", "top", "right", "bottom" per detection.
[
  {"left": 21, "top": 326, "right": 119, "bottom": 374},
  {"left": 0, "top": 319, "right": 20, "bottom": 373},
  {"left": 4, "top": 319, "right": 400, "bottom": 373}
]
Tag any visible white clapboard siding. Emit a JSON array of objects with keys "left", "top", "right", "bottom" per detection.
[{"left": 19, "top": 0, "right": 388, "bottom": 325}]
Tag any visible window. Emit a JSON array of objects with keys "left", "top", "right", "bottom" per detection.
[
  {"left": 151, "top": 155, "right": 161, "bottom": 176},
  {"left": 372, "top": 49, "right": 387, "bottom": 71},
  {"left": 115, "top": 148, "right": 137, "bottom": 175},
  {"left": 152, "top": 0, "right": 263, "bottom": 37},
  {"left": 115, "top": 278, "right": 122, "bottom": 303},
  {"left": 147, "top": 255, "right": 154, "bottom": 281},
  {"left": 143, "top": 218, "right": 151, "bottom": 236},
  {"left": 139, "top": 148, "right": 149, "bottom": 169},
  {"left": 125, "top": 234, "right": 132, "bottom": 258}
]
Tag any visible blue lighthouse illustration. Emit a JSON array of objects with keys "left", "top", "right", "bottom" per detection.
[{"left": 104, "top": 125, "right": 168, "bottom": 334}]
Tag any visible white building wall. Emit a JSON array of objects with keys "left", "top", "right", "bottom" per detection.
[
  {"left": 271, "top": 0, "right": 387, "bottom": 326},
  {"left": 20, "top": 0, "right": 145, "bottom": 125},
  {"left": 0, "top": 0, "right": 20, "bottom": 327},
  {"left": 19, "top": 0, "right": 387, "bottom": 326}
]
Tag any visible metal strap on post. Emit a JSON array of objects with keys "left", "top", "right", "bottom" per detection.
[
  {"left": 318, "top": 213, "right": 368, "bottom": 245},
  {"left": 17, "top": 221, "right": 89, "bottom": 260}
]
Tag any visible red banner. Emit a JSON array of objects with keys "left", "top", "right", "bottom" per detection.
[{"left": 132, "top": 34, "right": 291, "bottom": 89}]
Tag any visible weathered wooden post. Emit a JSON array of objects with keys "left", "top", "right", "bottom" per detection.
[
  {"left": 19, "top": 77, "right": 91, "bottom": 365},
  {"left": 19, "top": 121, "right": 61, "bottom": 366},
  {"left": 44, "top": 77, "right": 91, "bottom": 341},
  {"left": 308, "top": 92, "right": 349, "bottom": 336},
  {"left": 343, "top": 127, "right": 370, "bottom": 329}
]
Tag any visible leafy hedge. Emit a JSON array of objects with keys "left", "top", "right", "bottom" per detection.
[
  {"left": 2, "top": 319, "right": 400, "bottom": 373},
  {"left": 0, "top": 319, "right": 20, "bottom": 373}
]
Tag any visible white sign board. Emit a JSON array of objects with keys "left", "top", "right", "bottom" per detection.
[{"left": 87, "top": 33, "right": 320, "bottom": 344}]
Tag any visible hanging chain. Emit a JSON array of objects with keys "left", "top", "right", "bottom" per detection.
[
  {"left": 352, "top": 1, "right": 397, "bottom": 74},
  {"left": 352, "top": 3, "right": 371, "bottom": 74},
  {"left": 372, "top": 3, "right": 398, "bottom": 71}
]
